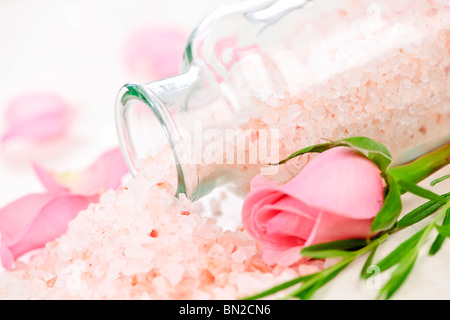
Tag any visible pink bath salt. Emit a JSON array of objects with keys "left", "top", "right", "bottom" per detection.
[
  {"left": 214, "top": 36, "right": 260, "bottom": 71},
  {"left": 1, "top": 93, "right": 74, "bottom": 144},
  {"left": 0, "top": 148, "right": 318, "bottom": 299},
  {"left": 124, "top": 25, "right": 188, "bottom": 80}
]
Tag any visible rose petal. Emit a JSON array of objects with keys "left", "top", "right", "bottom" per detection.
[
  {"left": 124, "top": 25, "right": 188, "bottom": 80},
  {"left": 1, "top": 93, "right": 73, "bottom": 144},
  {"left": 33, "top": 147, "right": 129, "bottom": 196},
  {"left": 260, "top": 244, "right": 304, "bottom": 267},
  {"left": 264, "top": 208, "right": 314, "bottom": 240},
  {"left": 305, "top": 211, "right": 374, "bottom": 247},
  {"left": 249, "top": 174, "right": 279, "bottom": 190},
  {"left": 32, "top": 163, "right": 70, "bottom": 194},
  {"left": 281, "top": 147, "right": 384, "bottom": 219},
  {"left": 0, "top": 194, "right": 56, "bottom": 245},
  {"left": 0, "top": 193, "right": 95, "bottom": 269},
  {"left": 242, "top": 185, "right": 283, "bottom": 240}
]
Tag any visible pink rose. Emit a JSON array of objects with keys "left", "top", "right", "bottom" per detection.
[{"left": 242, "top": 146, "right": 384, "bottom": 267}]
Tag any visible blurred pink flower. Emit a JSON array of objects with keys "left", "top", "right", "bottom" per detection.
[
  {"left": 1, "top": 93, "right": 74, "bottom": 145},
  {"left": 124, "top": 25, "right": 188, "bottom": 80},
  {"left": 33, "top": 148, "right": 129, "bottom": 196},
  {"left": 242, "top": 147, "right": 384, "bottom": 267},
  {"left": 0, "top": 147, "right": 128, "bottom": 269}
]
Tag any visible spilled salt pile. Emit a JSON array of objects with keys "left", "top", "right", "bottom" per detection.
[{"left": 0, "top": 153, "right": 322, "bottom": 299}]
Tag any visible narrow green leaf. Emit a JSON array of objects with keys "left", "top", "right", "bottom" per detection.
[
  {"left": 291, "top": 259, "right": 353, "bottom": 300},
  {"left": 429, "top": 207, "right": 450, "bottom": 255},
  {"left": 242, "top": 273, "right": 315, "bottom": 300},
  {"left": 431, "top": 174, "right": 450, "bottom": 187},
  {"left": 396, "top": 192, "right": 450, "bottom": 229},
  {"left": 397, "top": 179, "right": 448, "bottom": 204},
  {"left": 301, "top": 239, "right": 368, "bottom": 253},
  {"left": 271, "top": 142, "right": 334, "bottom": 165},
  {"left": 435, "top": 224, "right": 450, "bottom": 238},
  {"left": 360, "top": 245, "right": 378, "bottom": 278},
  {"left": 371, "top": 178, "right": 403, "bottom": 232},
  {"left": 363, "top": 228, "right": 425, "bottom": 279},
  {"left": 300, "top": 249, "right": 357, "bottom": 259},
  {"left": 378, "top": 251, "right": 418, "bottom": 300}
]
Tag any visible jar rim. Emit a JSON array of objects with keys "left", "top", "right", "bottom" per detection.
[{"left": 115, "top": 82, "right": 199, "bottom": 199}]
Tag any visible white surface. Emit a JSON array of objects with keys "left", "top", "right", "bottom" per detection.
[{"left": 0, "top": 0, "right": 449, "bottom": 300}]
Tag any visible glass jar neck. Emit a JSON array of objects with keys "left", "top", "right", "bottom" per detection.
[{"left": 116, "top": 66, "right": 201, "bottom": 199}]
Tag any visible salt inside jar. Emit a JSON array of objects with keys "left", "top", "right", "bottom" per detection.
[{"left": 116, "top": 0, "right": 450, "bottom": 200}]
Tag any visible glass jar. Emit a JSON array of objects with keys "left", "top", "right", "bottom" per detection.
[{"left": 116, "top": 0, "right": 450, "bottom": 200}]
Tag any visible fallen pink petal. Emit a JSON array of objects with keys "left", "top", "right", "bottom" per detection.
[
  {"left": 33, "top": 147, "right": 129, "bottom": 196},
  {"left": 0, "top": 193, "right": 96, "bottom": 269},
  {"left": 124, "top": 25, "right": 188, "bottom": 80},
  {"left": 1, "top": 93, "right": 74, "bottom": 145},
  {"left": 0, "top": 147, "right": 128, "bottom": 269}
]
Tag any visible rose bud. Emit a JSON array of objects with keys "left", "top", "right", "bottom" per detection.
[{"left": 242, "top": 146, "right": 384, "bottom": 267}]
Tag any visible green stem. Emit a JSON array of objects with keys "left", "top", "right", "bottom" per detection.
[
  {"left": 388, "top": 141, "right": 450, "bottom": 188},
  {"left": 284, "top": 233, "right": 390, "bottom": 299}
]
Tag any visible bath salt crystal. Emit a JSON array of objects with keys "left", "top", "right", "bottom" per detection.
[
  {"left": 287, "top": 104, "right": 302, "bottom": 118},
  {"left": 231, "top": 248, "right": 247, "bottom": 264}
]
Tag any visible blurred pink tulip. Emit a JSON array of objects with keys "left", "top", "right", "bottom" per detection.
[
  {"left": 0, "top": 147, "right": 129, "bottom": 269},
  {"left": 124, "top": 25, "right": 188, "bottom": 80},
  {"left": 242, "top": 147, "right": 385, "bottom": 267},
  {"left": 1, "top": 93, "right": 74, "bottom": 144}
]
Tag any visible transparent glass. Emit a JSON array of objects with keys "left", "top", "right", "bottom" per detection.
[{"left": 116, "top": 0, "right": 450, "bottom": 200}]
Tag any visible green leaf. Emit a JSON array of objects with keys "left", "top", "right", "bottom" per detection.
[
  {"left": 242, "top": 274, "right": 316, "bottom": 300},
  {"left": 271, "top": 142, "right": 334, "bottom": 165},
  {"left": 301, "top": 238, "right": 369, "bottom": 259},
  {"left": 339, "top": 137, "right": 392, "bottom": 172},
  {"left": 396, "top": 192, "right": 450, "bottom": 229},
  {"left": 290, "top": 259, "right": 353, "bottom": 300},
  {"left": 301, "top": 239, "right": 368, "bottom": 252},
  {"left": 363, "top": 227, "right": 425, "bottom": 279},
  {"left": 360, "top": 245, "right": 378, "bottom": 278},
  {"left": 371, "top": 177, "right": 403, "bottom": 232},
  {"left": 431, "top": 174, "right": 450, "bottom": 187},
  {"left": 272, "top": 137, "right": 392, "bottom": 173},
  {"left": 300, "top": 249, "right": 357, "bottom": 259},
  {"left": 368, "top": 152, "right": 392, "bottom": 173},
  {"left": 435, "top": 224, "right": 450, "bottom": 238},
  {"left": 397, "top": 179, "right": 448, "bottom": 204},
  {"left": 378, "top": 251, "right": 418, "bottom": 300},
  {"left": 429, "top": 207, "right": 450, "bottom": 255}
]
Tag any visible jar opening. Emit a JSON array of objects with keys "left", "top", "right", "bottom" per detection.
[{"left": 116, "top": 83, "right": 199, "bottom": 199}]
